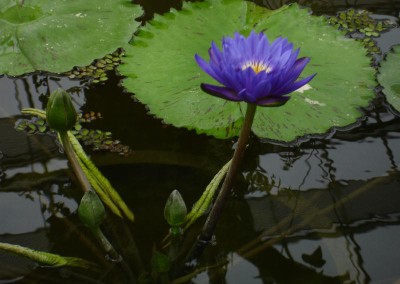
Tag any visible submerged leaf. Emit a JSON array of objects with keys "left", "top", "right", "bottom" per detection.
[
  {"left": 0, "top": 0, "right": 142, "bottom": 75},
  {"left": 119, "top": 1, "right": 376, "bottom": 143},
  {"left": 151, "top": 251, "right": 170, "bottom": 274}
]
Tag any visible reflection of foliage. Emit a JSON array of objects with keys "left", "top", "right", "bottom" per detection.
[
  {"left": 245, "top": 170, "right": 275, "bottom": 193},
  {"left": 328, "top": 9, "right": 392, "bottom": 54},
  {"left": 15, "top": 112, "right": 131, "bottom": 155},
  {"left": 301, "top": 246, "right": 326, "bottom": 268},
  {"left": 64, "top": 50, "right": 123, "bottom": 84}
]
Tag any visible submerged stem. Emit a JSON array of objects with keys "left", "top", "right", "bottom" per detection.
[
  {"left": 199, "top": 103, "right": 257, "bottom": 242},
  {"left": 91, "top": 227, "right": 121, "bottom": 261}
]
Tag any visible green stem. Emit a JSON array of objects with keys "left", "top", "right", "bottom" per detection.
[
  {"left": 199, "top": 103, "right": 257, "bottom": 242},
  {"left": 59, "top": 131, "right": 91, "bottom": 193},
  {"left": 91, "top": 225, "right": 137, "bottom": 282},
  {"left": 91, "top": 227, "right": 121, "bottom": 261}
]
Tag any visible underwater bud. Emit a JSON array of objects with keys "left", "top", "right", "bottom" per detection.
[
  {"left": 151, "top": 250, "right": 171, "bottom": 274},
  {"left": 164, "top": 190, "right": 187, "bottom": 228},
  {"left": 78, "top": 191, "right": 106, "bottom": 230},
  {"left": 46, "top": 88, "right": 77, "bottom": 132}
]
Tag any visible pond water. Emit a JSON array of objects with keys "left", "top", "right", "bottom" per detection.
[{"left": 1, "top": 0, "right": 400, "bottom": 283}]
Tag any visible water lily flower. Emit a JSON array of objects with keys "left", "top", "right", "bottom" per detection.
[{"left": 195, "top": 31, "right": 316, "bottom": 106}]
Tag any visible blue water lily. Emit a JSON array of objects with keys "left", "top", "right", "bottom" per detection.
[{"left": 195, "top": 31, "right": 316, "bottom": 106}]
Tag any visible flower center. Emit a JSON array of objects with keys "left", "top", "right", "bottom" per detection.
[{"left": 242, "top": 61, "right": 272, "bottom": 74}]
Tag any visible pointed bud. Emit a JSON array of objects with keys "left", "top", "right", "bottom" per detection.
[
  {"left": 46, "top": 88, "right": 77, "bottom": 132},
  {"left": 78, "top": 191, "right": 105, "bottom": 229},
  {"left": 164, "top": 190, "right": 187, "bottom": 228}
]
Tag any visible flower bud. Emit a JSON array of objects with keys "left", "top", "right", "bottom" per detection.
[
  {"left": 151, "top": 251, "right": 171, "bottom": 274},
  {"left": 46, "top": 88, "right": 77, "bottom": 132},
  {"left": 164, "top": 190, "right": 187, "bottom": 227},
  {"left": 78, "top": 191, "right": 105, "bottom": 229}
]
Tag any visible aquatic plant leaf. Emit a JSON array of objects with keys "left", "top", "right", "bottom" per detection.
[
  {"left": 119, "top": 1, "right": 376, "bottom": 142},
  {"left": 378, "top": 45, "right": 400, "bottom": 113},
  {"left": 0, "top": 0, "right": 142, "bottom": 75}
]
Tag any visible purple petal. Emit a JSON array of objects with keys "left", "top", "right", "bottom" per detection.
[
  {"left": 278, "top": 73, "right": 317, "bottom": 95},
  {"left": 255, "top": 35, "right": 270, "bottom": 57},
  {"left": 247, "top": 31, "right": 259, "bottom": 54},
  {"left": 194, "top": 31, "right": 316, "bottom": 107},
  {"left": 256, "top": 95, "right": 291, "bottom": 107},
  {"left": 287, "top": 57, "right": 311, "bottom": 80},
  {"left": 278, "top": 49, "right": 293, "bottom": 67},
  {"left": 254, "top": 80, "right": 272, "bottom": 99},
  {"left": 270, "top": 37, "right": 285, "bottom": 55},
  {"left": 200, "top": 83, "right": 241, "bottom": 101},
  {"left": 238, "top": 88, "right": 258, "bottom": 103},
  {"left": 272, "top": 57, "right": 312, "bottom": 94},
  {"left": 284, "top": 48, "right": 300, "bottom": 69},
  {"left": 209, "top": 41, "right": 222, "bottom": 64},
  {"left": 195, "top": 54, "right": 223, "bottom": 83}
]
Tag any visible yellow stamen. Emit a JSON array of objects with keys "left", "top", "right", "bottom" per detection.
[{"left": 242, "top": 61, "right": 272, "bottom": 74}]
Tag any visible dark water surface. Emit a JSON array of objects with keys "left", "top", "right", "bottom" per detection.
[{"left": 1, "top": 0, "right": 400, "bottom": 283}]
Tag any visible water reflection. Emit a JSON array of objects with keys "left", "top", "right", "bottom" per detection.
[
  {"left": 199, "top": 172, "right": 400, "bottom": 283},
  {"left": 247, "top": 134, "right": 400, "bottom": 192},
  {"left": 0, "top": 74, "right": 85, "bottom": 118}
]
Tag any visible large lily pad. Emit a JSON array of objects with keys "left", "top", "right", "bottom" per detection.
[
  {"left": 0, "top": 0, "right": 142, "bottom": 75},
  {"left": 378, "top": 45, "right": 400, "bottom": 113},
  {"left": 119, "top": 0, "right": 376, "bottom": 142}
]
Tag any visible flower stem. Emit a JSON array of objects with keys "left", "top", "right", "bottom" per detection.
[
  {"left": 91, "top": 227, "right": 121, "bottom": 261},
  {"left": 199, "top": 103, "right": 257, "bottom": 242},
  {"left": 59, "top": 131, "right": 91, "bottom": 193}
]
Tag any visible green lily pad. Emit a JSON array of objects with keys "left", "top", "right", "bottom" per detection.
[
  {"left": 378, "top": 45, "right": 400, "bottom": 113},
  {"left": 0, "top": 0, "right": 142, "bottom": 75},
  {"left": 119, "top": 0, "right": 376, "bottom": 142}
]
